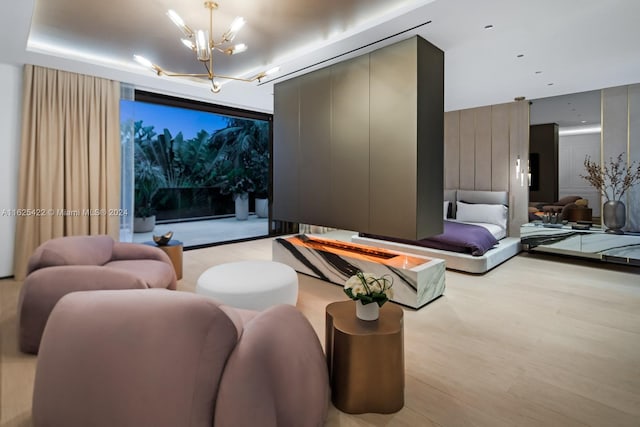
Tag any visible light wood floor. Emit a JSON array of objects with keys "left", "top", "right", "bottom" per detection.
[{"left": 1, "top": 237, "right": 640, "bottom": 427}]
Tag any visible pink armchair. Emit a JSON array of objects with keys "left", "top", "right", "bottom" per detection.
[
  {"left": 18, "top": 235, "right": 177, "bottom": 354},
  {"left": 32, "top": 289, "right": 330, "bottom": 427}
]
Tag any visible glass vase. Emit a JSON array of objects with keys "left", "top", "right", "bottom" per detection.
[{"left": 603, "top": 200, "right": 625, "bottom": 234}]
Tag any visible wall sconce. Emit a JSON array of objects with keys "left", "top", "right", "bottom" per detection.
[{"left": 516, "top": 156, "right": 531, "bottom": 187}]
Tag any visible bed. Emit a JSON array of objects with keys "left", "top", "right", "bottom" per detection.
[{"left": 352, "top": 190, "right": 521, "bottom": 274}]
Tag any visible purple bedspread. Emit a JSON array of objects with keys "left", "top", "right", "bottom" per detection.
[{"left": 361, "top": 220, "right": 499, "bottom": 256}]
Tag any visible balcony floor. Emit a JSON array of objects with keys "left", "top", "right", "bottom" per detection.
[{"left": 132, "top": 215, "right": 269, "bottom": 248}]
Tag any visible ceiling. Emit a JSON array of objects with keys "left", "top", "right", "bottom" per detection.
[{"left": 2, "top": 0, "right": 640, "bottom": 113}]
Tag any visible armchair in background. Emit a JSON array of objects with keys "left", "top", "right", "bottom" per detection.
[
  {"left": 529, "top": 195, "right": 584, "bottom": 221},
  {"left": 18, "top": 235, "right": 177, "bottom": 354}
]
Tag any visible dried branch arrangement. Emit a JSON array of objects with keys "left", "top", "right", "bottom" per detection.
[{"left": 581, "top": 153, "right": 640, "bottom": 201}]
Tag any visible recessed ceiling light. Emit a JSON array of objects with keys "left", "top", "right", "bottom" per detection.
[
  {"left": 547, "top": 82, "right": 554, "bottom": 86},
  {"left": 484, "top": 24, "right": 494, "bottom": 29},
  {"left": 581, "top": 120, "right": 587, "bottom": 123},
  {"left": 517, "top": 54, "right": 524, "bottom": 58}
]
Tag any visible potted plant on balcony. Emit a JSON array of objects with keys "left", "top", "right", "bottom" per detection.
[
  {"left": 249, "top": 149, "right": 269, "bottom": 218},
  {"left": 134, "top": 159, "right": 166, "bottom": 232},
  {"left": 221, "top": 167, "right": 255, "bottom": 221}
]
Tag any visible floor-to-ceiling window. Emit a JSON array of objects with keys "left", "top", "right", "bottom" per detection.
[{"left": 120, "top": 91, "right": 272, "bottom": 248}]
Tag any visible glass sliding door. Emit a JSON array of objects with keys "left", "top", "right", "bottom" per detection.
[{"left": 120, "top": 90, "right": 272, "bottom": 248}]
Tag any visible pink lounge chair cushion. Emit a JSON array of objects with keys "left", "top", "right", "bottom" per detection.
[
  {"left": 32, "top": 290, "right": 330, "bottom": 427},
  {"left": 104, "top": 260, "right": 176, "bottom": 289},
  {"left": 33, "top": 289, "right": 239, "bottom": 427},
  {"left": 27, "top": 235, "right": 115, "bottom": 274},
  {"left": 18, "top": 235, "right": 177, "bottom": 354}
]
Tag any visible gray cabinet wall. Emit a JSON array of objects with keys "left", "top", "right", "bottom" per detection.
[
  {"left": 329, "top": 55, "right": 370, "bottom": 230},
  {"left": 273, "top": 36, "right": 444, "bottom": 240}
]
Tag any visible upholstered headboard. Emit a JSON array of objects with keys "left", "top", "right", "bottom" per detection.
[
  {"left": 444, "top": 189, "right": 457, "bottom": 204},
  {"left": 444, "top": 189, "right": 509, "bottom": 219}
]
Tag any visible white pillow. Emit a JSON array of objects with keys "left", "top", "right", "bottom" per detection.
[
  {"left": 443, "top": 201, "right": 450, "bottom": 219},
  {"left": 456, "top": 201, "right": 508, "bottom": 230}
]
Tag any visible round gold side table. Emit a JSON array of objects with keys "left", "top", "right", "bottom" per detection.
[{"left": 325, "top": 300, "right": 404, "bottom": 414}]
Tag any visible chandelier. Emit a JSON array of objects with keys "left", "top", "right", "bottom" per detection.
[{"left": 134, "top": 1, "right": 279, "bottom": 93}]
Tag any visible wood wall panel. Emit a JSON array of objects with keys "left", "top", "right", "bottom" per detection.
[
  {"left": 491, "top": 103, "right": 510, "bottom": 191},
  {"left": 444, "top": 111, "right": 460, "bottom": 190},
  {"left": 330, "top": 55, "right": 370, "bottom": 231},
  {"left": 443, "top": 100, "right": 529, "bottom": 236},
  {"left": 272, "top": 79, "right": 299, "bottom": 222},
  {"left": 416, "top": 37, "right": 445, "bottom": 238},
  {"left": 298, "top": 69, "right": 332, "bottom": 225},
  {"left": 474, "top": 106, "right": 492, "bottom": 190},
  {"left": 602, "top": 86, "right": 629, "bottom": 164},
  {"left": 459, "top": 109, "right": 476, "bottom": 190},
  {"left": 370, "top": 37, "right": 418, "bottom": 238},
  {"left": 602, "top": 86, "right": 629, "bottom": 229},
  {"left": 628, "top": 84, "right": 640, "bottom": 231},
  {"left": 508, "top": 101, "right": 530, "bottom": 236},
  {"left": 602, "top": 84, "right": 640, "bottom": 231}
]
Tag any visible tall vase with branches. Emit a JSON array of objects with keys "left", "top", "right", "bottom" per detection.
[{"left": 581, "top": 153, "right": 640, "bottom": 233}]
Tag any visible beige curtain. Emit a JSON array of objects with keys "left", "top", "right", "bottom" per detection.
[{"left": 13, "top": 65, "right": 121, "bottom": 279}]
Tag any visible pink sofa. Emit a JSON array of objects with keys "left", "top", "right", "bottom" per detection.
[
  {"left": 18, "top": 235, "right": 177, "bottom": 354},
  {"left": 32, "top": 289, "right": 330, "bottom": 427}
]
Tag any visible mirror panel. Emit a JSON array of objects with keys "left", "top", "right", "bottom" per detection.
[{"left": 529, "top": 90, "right": 602, "bottom": 219}]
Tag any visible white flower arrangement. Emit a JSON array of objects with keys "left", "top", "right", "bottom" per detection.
[{"left": 343, "top": 271, "right": 394, "bottom": 306}]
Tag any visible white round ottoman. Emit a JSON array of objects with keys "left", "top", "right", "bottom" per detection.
[{"left": 196, "top": 260, "right": 298, "bottom": 311}]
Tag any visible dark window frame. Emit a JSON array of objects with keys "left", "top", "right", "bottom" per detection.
[{"left": 131, "top": 90, "right": 295, "bottom": 247}]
